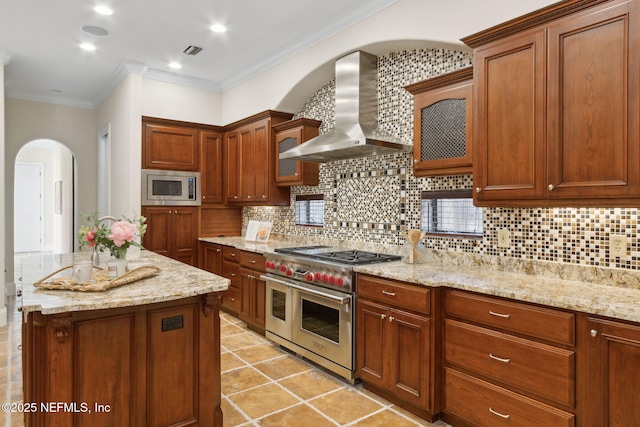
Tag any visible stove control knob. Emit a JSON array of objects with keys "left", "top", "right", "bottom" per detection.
[
  {"left": 314, "top": 272, "right": 321, "bottom": 281},
  {"left": 328, "top": 275, "right": 336, "bottom": 285},
  {"left": 305, "top": 273, "right": 314, "bottom": 281},
  {"left": 321, "top": 273, "right": 329, "bottom": 283},
  {"left": 336, "top": 277, "right": 344, "bottom": 287},
  {"left": 279, "top": 264, "right": 287, "bottom": 272},
  {"left": 265, "top": 261, "right": 274, "bottom": 269},
  {"left": 286, "top": 268, "right": 294, "bottom": 277}
]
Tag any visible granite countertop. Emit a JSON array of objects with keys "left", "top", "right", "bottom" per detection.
[
  {"left": 21, "top": 250, "right": 229, "bottom": 315},
  {"left": 200, "top": 235, "right": 640, "bottom": 324}
]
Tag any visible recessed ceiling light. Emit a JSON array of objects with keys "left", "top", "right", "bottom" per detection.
[
  {"left": 169, "top": 62, "right": 182, "bottom": 69},
  {"left": 81, "top": 25, "right": 109, "bottom": 36},
  {"left": 210, "top": 24, "right": 227, "bottom": 33},
  {"left": 80, "top": 43, "right": 96, "bottom": 51},
  {"left": 94, "top": 5, "right": 113, "bottom": 16}
]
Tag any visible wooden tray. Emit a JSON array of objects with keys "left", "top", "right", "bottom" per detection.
[{"left": 33, "top": 265, "right": 162, "bottom": 292}]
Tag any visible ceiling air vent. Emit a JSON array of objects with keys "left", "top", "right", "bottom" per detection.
[{"left": 183, "top": 46, "right": 203, "bottom": 56}]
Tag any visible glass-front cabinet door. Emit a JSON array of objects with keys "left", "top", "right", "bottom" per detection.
[{"left": 273, "top": 118, "right": 321, "bottom": 186}]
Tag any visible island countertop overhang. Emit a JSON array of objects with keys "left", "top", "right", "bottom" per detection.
[{"left": 20, "top": 250, "right": 229, "bottom": 315}]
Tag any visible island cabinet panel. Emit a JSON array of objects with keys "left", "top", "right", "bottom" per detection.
[
  {"left": 142, "top": 206, "right": 198, "bottom": 266},
  {"left": 22, "top": 294, "right": 222, "bottom": 427},
  {"left": 356, "top": 274, "right": 439, "bottom": 421},
  {"left": 469, "top": 0, "right": 640, "bottom": 206},
  {"left": 580, "top": 315, "right": 640, "bottom": 426}
]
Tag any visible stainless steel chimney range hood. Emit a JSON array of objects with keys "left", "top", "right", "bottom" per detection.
[{"left": 279, "top": 51, "right": 412, "bottom": 163}]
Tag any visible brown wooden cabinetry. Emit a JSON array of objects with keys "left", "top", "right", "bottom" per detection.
[
  {"left": 200, "top": 130, "right": 224, "bottom": 204},
  {"left": 143, "top": 117, "right": 200, "bottom": 171},
  {"left": 466, "top": 0, "right": 640, "bottom": 207},
  {"left": 239, "top": 250, "right": 266, "bottom": 333},
  {"left": 142, "top": 206, "right": 198, "bottom": 266},
  {"left": 224, "top": 110, "right": 293, "bottom": 206},
  {"left": 581, "top": 315, "right": 640, "bottom": 426},
  {"left": 273, "top": 118, "right": 321, "bottom": 186},
  {"left": 442, "top": 289, "right": 576, "bottom": 426},
  {"left": 405, "top": 68, "right": 473, "bottom": 177},
  {"left": 22, "top": 294, "right": 223, "bottom": 427},
  {"left": 199, "top": 243, "right": 241, "bottom": 315},
  {"left": 356, "top": 274, "right": 438, "bottom": 421}
]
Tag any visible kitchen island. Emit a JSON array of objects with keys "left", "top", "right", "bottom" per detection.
[{"left": 20, "top": 250, "right": 228, "bottom": 427}]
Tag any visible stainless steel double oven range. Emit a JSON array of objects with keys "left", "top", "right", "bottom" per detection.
[{"left": 261, "top": 246, "right": 400, "bottom": 382}]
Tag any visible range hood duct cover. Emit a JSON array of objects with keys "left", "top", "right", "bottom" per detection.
[{"left": 279, "top": 51, "right": 412, "bottom": 163}]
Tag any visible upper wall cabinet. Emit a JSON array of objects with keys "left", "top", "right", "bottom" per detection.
[
  {"left": 273, "top": 118, "right": 322, "bottom": 186},
  {"left": 142, "top": 117, "right": 200, "bottom": 171},
  {"left": 200, "top": 130, "right": 223, "bottom": 204},
  {"left": 405, "top": 68, "right": 473, "bottom": 177},
  {"left": 464, "top": 0, "right": 640, "bottom": 207},
  {"left": 223, "top": 110, "right": 293, "bottom": 206}
]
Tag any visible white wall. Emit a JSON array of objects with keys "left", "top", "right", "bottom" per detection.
[
  {"left": 142, "top": 79, "right": 223, "bottom": 125},
  {"left": 221, "top": 0, "right": 558, "bottom": 123},
  {"left": 1, "top": 64, "right": 6, "bottom": 326},
  {"left": 5, "top": 99, "right": 97, "bottom": 289},
  {"left": 96, "top": 73, "right": 143, "bottom": 218}
]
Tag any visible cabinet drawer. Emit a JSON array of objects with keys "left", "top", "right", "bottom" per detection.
[
  {"left": 358, "top": 275, "right": 430, "bottom": 314},
  {"left": 445, "top": 319, "right": 574, "bottom": 407},
  {"left": 220, "top": 284, "right": 241, "bottom": 314},
  {"left": 222, "top": 246, "right": 240, "bottom": 262},
  {"left": 444, "top": 368, "right": 574, "bottom": 427},
  {"left": 445, "top": 289, "right": 575, "bottom": 346},
  {"left": 221, "top": 260, "right": 240, "bottom": 286},
  {"left": 240, "top": 251, "right": 266, "bottom": 270}
]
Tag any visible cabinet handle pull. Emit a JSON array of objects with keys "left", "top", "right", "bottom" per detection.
[
  {"left": 489, "top": 407, "right": 510, "bottom": 419},
  {"left": 250, "top": 260, "right": 256, "bottom": 264},
  {"left": 475, "top": 187, "right": 481, "bottom": 193},
  {"left": 230, "top": 273, "right": 236, "bottom": 277},
  {"left": 230, "top": 253, "right": 236, "bottom": 257},
  {"left": 414, "top": 159, "right": 419, "bottom": 164},
  {"left": 382, "top": 290, "right": 396, "bottom": 297},
  {"left": 489, "top": 354, "right": 511, "bottom": 363},
  {"left": 216, "top": 249, "right": 221, "bottom": 253},
  {"left": 590, "top": 329, "right": 598, "bottom": 337},
  {"left": 548, "top": 184, "right": 555, "bottom": 191},
  {"left": 389, "top": 316, "right": 395, "bottom": 322},
  {"left": 381, "top": 314, "right": 386, "bottom": 320},
  {"left": 229, "top": 297, "right": 235, "bottom": 301},
  {"left": 489, "top": 310, "right": 510, "bottom": 319}
]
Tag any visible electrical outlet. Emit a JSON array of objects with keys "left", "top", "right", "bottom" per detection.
[
  {"left": 610, "top": 235, "right": 627, "bottom": 258},
  {"left": 497, "top": 229, "right": 510, "bottom": 248}
]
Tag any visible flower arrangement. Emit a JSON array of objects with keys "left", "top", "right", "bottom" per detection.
[{"left": 78, "top": 213, "right": 147, "bottom": 259}]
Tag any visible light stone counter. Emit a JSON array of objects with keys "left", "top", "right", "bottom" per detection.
[
  {"left": 21, "top": 250, "right": 229, "bottom": 315},
  {"left": 200, "top": 235, "right": 640, "bottom": 324}
]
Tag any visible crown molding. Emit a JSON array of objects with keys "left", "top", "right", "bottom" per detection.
[
  {"left": 142, "top": 68, "right": 222, "bottom": 92},
  {"left": 92, "top": 61, "right": 149, "bottom": 107},
  {"left": 6, "top": 91, "right": 95, "bottom": 109}
]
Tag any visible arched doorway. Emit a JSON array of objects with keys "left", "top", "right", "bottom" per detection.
[{"left": 14, "top": 139, "right": 76, "bottom": 254}]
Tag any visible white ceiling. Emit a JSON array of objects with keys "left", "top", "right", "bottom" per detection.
[{"left": 1, "top": 0, "right": 558, "bottom": 109}]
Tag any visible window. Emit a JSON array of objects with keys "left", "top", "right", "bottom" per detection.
[
  {"left": 295, "top": 194, "right": 324, "bottom": 226},
  {"left": 421, "top": 190, "right": 482, "bottom": 236}
]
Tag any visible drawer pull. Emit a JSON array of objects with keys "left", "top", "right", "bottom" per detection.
[
  {"left": 489, "top": 310, "right": 511, "bottom": 319},
  {"left": 389, "top": 316, "right": 395, "bottom": 322},
  {"left": 230, "top": 253, "right": 236, "bottom": 257},
  {"left": 380, "top": 314, "right": 386, "bottom": 320},
  {"left": 590, "top": 329, "right": 598, "bottom": 338},
  {"left": 250, "top": 260, "right": 256, "bottom": 264},
  {"left": 382, "top": 290, "right": 397, "bottom": 297},
  {"left": 489, "top": 354, "right": 511, "bottom": 363},
  {"left": 489, "top": 407, "right": 510, "bottom": 419}
]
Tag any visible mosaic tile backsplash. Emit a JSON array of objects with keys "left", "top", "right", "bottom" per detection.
[{"left": 244, "top": 48, "right": 640, "bottom": 272}]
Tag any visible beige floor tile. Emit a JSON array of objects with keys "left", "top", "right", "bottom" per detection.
[
  {"left": 352, "top": 408, "right": 426, "bottom": 426},
  {"left": 221, "top": 332, "right": 267, "bottom": 351},
  {"left": 221, "top": 366, "right": 270, "bottom": 395},
  {"left": 220, "top": 322, "right": 247, "bottom": 337},
  {"left": 228, "top": 382, "right": 300, "bottom": 419},
  {"left": 221, "top": 397, "right": 250, "bottom": 427},
  {"left": 221, "top": 351, "right": 247, "bottom": 372},
  {"left": 278, "top": 370, "right": 343, "bottom": 400},
  {"left": 232, "top": 343, "right": 286, "bottom": 364},
  {"left": 258, "top": 403, "right": 336, "bottom": 427},
  {"left": 309, "top": 387, "right": 384, "bottom": 425},
  {"left": 253, "top": 355, "right": 310, "bottom": 380}
]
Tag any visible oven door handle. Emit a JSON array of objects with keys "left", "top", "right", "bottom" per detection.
[{"left": 261, "top": 275, "right": 351, "bottom": 305}]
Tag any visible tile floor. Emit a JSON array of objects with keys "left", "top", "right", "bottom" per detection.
[{"left": 0, "top": 293, "right": 449, "bottom": 427}]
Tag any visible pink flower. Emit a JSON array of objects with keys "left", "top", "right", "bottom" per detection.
[
  {"left": 108, "top": 221, "right": 137, "bottom": 247},
  {"left": 84, "top": 230, "right": 96, "bottom": 247}
]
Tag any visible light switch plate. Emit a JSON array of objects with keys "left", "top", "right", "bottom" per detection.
[
  {"left": 610, "top": 235, "right": 627, "bottom": 258},
  {"left": 497, "top": 229, "right": 510, "bottom": 248}
]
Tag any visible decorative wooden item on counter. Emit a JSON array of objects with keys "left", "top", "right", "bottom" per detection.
[{"left": 402, "top": 229, "right": 425, "bottom": 264}]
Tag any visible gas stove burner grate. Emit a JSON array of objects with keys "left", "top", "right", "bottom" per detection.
[{"left": 316, "top": 250, "right": 400, "bottom": 265}]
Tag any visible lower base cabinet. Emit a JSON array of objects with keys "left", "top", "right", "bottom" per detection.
[
  {"left": 239, "top": 250, "right": 266, "bottom": 333},
  {"left": 356, "top": 274, "right": 439, "bottom": 421}
]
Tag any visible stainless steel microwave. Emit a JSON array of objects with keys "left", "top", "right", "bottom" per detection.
[{"left": 141, "top": 169, "right": 201, "bottom": 206}]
